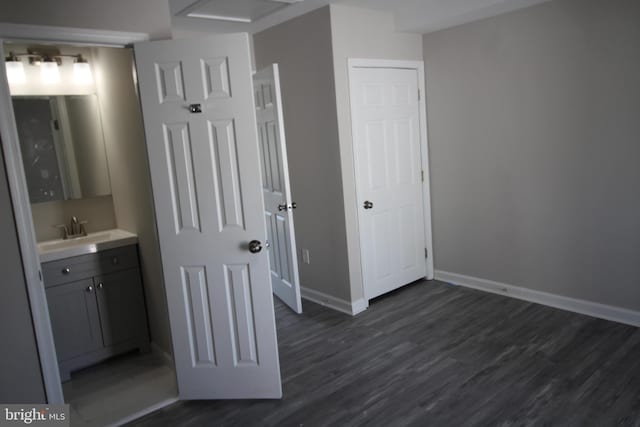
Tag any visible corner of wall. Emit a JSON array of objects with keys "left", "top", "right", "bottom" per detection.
[
  {"left": 328, "top": 4, "right": 425, "bottom": 305},
  {"left": 253, "top": 6, "right": 352, "bottom": 303}
]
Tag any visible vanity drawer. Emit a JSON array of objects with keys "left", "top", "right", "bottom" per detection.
[{"left": 42, "top": 245, "right": 139, "bottom": 288}]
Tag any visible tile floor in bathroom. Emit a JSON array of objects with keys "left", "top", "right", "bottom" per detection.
[{"left": 62, "top": 350, "right": 177, "bottom": 427}]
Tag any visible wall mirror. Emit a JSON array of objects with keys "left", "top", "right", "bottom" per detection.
[{"left": 12, "top": 94, "right": 111, "bottom": 203}]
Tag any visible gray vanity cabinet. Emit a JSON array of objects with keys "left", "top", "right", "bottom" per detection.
[
  {"left": 42, "top": 245, "right": 150, "bottom": 381},
  {"left": 45, "top": 278, "right": 103, "bottom": 361},
  {"left": 95, "top": 269, "right": 148, "bottom": 347}
]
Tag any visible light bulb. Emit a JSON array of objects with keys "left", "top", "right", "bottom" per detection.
[
  {"left": 73, "top": 61, "right": 93, "bottom": 84},
  {"left": 5, "top": 60, "right": 26, "bottom": 85},
  {"left": 41, "top": 60, "right": 60, "bottom": 84}
]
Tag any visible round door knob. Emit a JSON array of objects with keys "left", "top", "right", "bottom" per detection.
[
  {"left": 291, "top": 202, "right": 297, "bottom": 209},
  {"left": 62, "top": 267, "right": 71, "bottom": 274},
  {"left": 278, "top": 204, "right": 287, "bottom": 211},
  {"left": 97, "top": 283, "right": 104, "bottom": 290},
  {"left": 363, "top": 201, "right": 374, "bottom": 209},
  {"left": 86, "top": 285, "right": 94, "bottom": 293},
  {"left": 248, "top": 240, "right": 263, "bottom": 254}
]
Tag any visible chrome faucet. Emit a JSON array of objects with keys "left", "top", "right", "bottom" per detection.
[{"left": 54, "top": 216, "right": 88, "bottom": 240}]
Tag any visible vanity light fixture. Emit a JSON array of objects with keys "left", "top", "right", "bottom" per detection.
[
  {"left": 73, "top": 54, "right": 93, "bottom": 85},
  {"left": 4, "top": 48, "right": 93, "bottom": 85},
  {"left": 40, "top": 56, "right": 61, "bottom": 84},
  {"left": 4, "top": 52, "right": 26, "bottom": 85}
]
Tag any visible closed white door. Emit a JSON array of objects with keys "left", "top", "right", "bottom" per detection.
[
  {"left": 134, "top": 34, "right": 281, "bottom": 399},
  {"left": 350, "top": 67, "right": 427, "bottom": 300},
  {"left": 253, "top": 64, "right": 302, "bottom": 314}
]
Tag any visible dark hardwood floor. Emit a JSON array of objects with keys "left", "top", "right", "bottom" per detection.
[{"left": 129, "top": 280, "right": 640, "bottom": 426}]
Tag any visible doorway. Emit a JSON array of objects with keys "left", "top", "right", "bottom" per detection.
[
  {"left": 0, "top": 33, "right": 179, "bottom": 425},
  {"left": 348, "top": 59, "right": 435, "bottom": 301}
]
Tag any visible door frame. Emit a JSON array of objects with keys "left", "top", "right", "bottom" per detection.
[
  {"left": 347, "top": 58, "right": 435, "bottom": 300},
  {"left": 0, "top": 23, "right": 148, "bottom": 404}
]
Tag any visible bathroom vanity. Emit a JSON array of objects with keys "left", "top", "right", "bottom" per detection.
[{"left": 39, "top": 230, "right": 150, "bottom": 381}]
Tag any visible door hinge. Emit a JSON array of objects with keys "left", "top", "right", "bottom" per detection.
[
  {"left": 425, "top": 248, "right": 428, "bottom": 258},
  {"left": 418, "top": 89, "right": 421, "bottom": 101},
  {"left": 38, "top": 270, "right": 42, "bottom": 281},
  {"left": 53, "top": 119, "right": 59, "bottom": 130},
  {"left": 421, "top": 170, "right": 424, "bottom": 182}
]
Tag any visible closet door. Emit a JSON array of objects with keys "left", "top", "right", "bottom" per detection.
[{"left": 350, "top": 66, "right": 427, "bottom": 300}]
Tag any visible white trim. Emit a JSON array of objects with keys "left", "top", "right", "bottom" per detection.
[
  {"left": 0, "top": 42, "right": 64, "bottom": 404},
  {"left": 346, "top": 58, "right": 435, "bottom": 302},
  {"left": 351, "top": 298, "right": 369, "bottom": 316},
  {"left": 105, "top": 396, "right": 179, "bottom": 427},
  {"left": 435, "top": 270, "right": 640, "bottom": 328},
  {"left": 300, "top": 287, "right": 368, "bottom": 316},
  {"left": 150, "top": 342, "right": 174, "bottom": 366},
  {"left": 0, "top": 25, "right": 151, "bottom": 405},
  {"left": 0, "top": 23, "right": 148, "bottom": 47}
]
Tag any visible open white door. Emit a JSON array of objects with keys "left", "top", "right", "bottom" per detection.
[
  {"left": 253, "top": 64, "right": 302, "bottom": 314},
  {"left": 134, "top": 34, "right": 282, "bottom": 399},
  {"left": 350, "top": 66, "right": 427, "bottom": 300}
]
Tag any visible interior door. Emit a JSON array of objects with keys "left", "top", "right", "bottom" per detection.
[
  {"left": 350, "top": 67, "right": 427, "bottom": 300},
  {"left": 253, "top": 64, "right": 302, "bottom": 314},
  {"left": 134, "top": 34, "right": 282, "bottom": 399}
]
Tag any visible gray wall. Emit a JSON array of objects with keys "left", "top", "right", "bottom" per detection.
[
  {"left": 0, "top": 0, "right": 171, "bottom": 40},
  {"left": 253, "top": 7, "right": 351, "bottom": 301},
  {"left": 93, "top": 46, "right": 172, "bottom": 355},
  {"left": 0, "top": 144, "right": 46, "bottom": 403},
  {"left": 423, "top": 0, "right": 640, "bottom": 310},
  {"left": 329, "top": 4, "right": 424, "bottom": 302}
]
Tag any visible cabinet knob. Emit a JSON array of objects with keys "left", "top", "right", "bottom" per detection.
[
  {"left": 97, "top": 282, "right": 104, "bottom": 290},
  {"left": 62, "top": 267, "right": 71, "bottom": 274},
  {"left": 86, "top": 285, "right": 94, "bottom": 293}
]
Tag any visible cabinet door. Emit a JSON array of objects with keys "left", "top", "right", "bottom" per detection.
[
  {"left": 46, "top": 279, "right": 103, "bottom": 361},
  {"left": 95, "top": 269, "right": 148, "bottom": 347}
]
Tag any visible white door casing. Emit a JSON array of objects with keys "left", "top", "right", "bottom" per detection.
[
  {"left": 134, "top": 34, "right": 282, "bottom": 399},
  {"left": 350, "top": 65, "right": 428, "bottom": 300},
  {"left": 253, "top": 64, "right": 302, "bottom": 314}
]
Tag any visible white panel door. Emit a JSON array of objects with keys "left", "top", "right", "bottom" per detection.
[
  {"left": 134, "top": 34, "right": 281, "bottom": 399},
  {"left": 350, "top": 67, "right": 427, "bottom": 300},
  {"left": 253, "top": 64, "right": 302, "bottom": 314}
]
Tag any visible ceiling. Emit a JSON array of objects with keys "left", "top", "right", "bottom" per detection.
[{"left": 170, "top": 0, "right": 552, "bottom": 35}]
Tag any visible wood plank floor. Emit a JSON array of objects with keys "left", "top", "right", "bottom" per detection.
[{"left": 128, "top": 280, "right": 640, "bottom": 426}]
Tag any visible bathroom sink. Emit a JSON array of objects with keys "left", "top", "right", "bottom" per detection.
[{"left": 38, "top": 229, "right": 138, "bottom": 262}]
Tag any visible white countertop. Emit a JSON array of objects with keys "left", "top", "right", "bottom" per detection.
[{"left": 38, "top": 229, "right": 138, "bottom": 263}]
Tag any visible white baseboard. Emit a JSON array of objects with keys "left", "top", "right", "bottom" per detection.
[
  {"left": 351, "top": 298, "right": 369, "bottom": 315},
  {"left": 435, "top": 270, "right": 640, "bottom": 328},
  {"left": 150, "top": 342, "right": 174, "bottom": 366},
  {"left": 300, "top": 286, "right": 368, "bottom": 316}
]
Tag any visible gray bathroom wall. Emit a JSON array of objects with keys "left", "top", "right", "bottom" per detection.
[
  {"left": 423, "top": 0, "right": 640, "bottom": 310},
  {"left": 30, "top": 196, "right": 117, "bottom": 242},
  {"left": 93, "top": 46, "right": 172, "bottom": 356}
]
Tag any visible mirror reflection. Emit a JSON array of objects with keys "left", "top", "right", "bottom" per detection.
[{"left": 12, "top": 95, "right": 111, "bottom": 203}]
